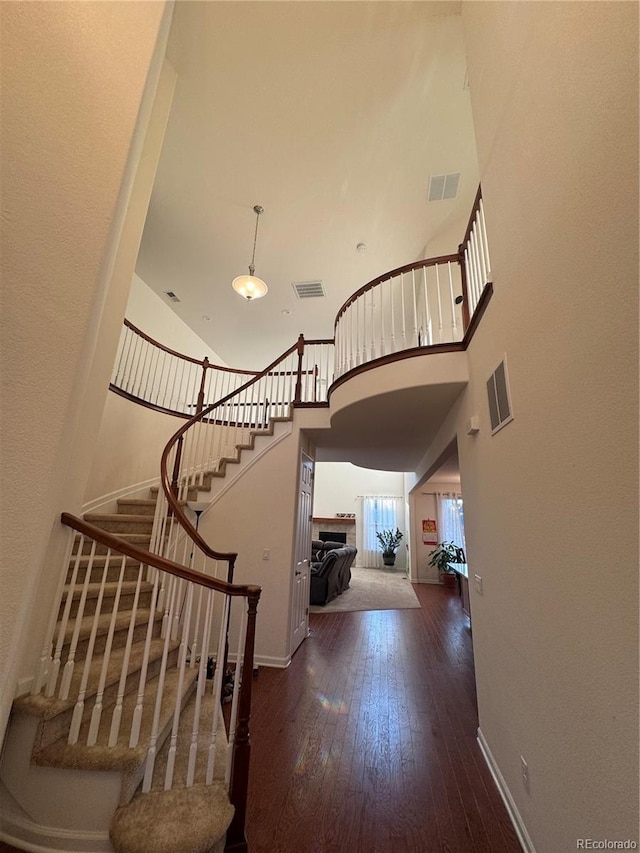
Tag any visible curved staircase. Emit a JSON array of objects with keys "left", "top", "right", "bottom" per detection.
[{"left": 1, "top": 491, "right": 236, "bottom": 853}]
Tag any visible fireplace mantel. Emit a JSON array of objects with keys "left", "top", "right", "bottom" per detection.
[{"left": 312, "top": 517, "right": 355, "bottom": 525}]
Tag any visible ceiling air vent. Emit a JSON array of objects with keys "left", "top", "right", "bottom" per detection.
[
  {"left": 428, "top": 172, "right": 460, "bottom": 202},
  {"left": 487, "top": 356, "right": 514, "bottom": 435},
  {"left": 292, "top": 281, "right": 325, "bottom": 299},
  {"left": 164, "top": 291, "right": 181, "bottom": 303}
]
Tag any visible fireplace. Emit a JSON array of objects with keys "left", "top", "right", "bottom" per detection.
[
  {"left": 319, "top": 531, "right": 347, "bottom": 544},
  {"left": 312, "top": 517, "right": 356, "bottom": 549}
]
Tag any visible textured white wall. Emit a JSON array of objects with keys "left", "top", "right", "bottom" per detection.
[
  {"left": 0, "top": 2, "right": 169, "bottom": 739},
  {"left": 198, "top": 428, "right": 303, "bottom": 667},
  {"left": 84, "top": 274, "right": 228, "bottom": 508},
  {"left": 84, "top": 394, "right": 180, "bottom": 510},
  {"left": 415, "top": 3, "right": 638, "bottom": 850},
  {"left": 126, "top": 274, "right": 227, "bottom": 364}
]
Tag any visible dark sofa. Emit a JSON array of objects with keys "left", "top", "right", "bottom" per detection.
[{"left": 310, "top": 540, "right": 357, "bottom": 606}]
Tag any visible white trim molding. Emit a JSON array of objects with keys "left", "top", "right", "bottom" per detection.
[
  {"left": 81, "top": 476, "right": 160, "bottom": 515},
  {"left": 0, "top": 781, "right": 112, "bottom": 853},
  {"left": 477, "top": 727, "right": 536, "bottom": 853}
]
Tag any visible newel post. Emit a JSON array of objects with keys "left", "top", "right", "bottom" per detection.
[
  {"left": 170, "top": 436, "right": 184, "bottom": 508},
  {"left": 458, "top": 243, "right": 471, "bottom": 332},
  {"left": 294, "top": 334, "right": 305, "bottom": 404},
  {"left": 196, "top": 357, "right": 210, "bottom": 414},
  {"left": 226, "top": 587, "right": 261, "bottom": 853}
]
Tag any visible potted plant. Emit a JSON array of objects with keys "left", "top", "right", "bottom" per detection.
[
  {"left": 376, "top": 528, "right": 403, "bottom": 567},
  {"left": 427, "top": 541, "right": 459, "bottom": 589}
]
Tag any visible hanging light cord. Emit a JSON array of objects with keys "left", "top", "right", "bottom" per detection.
[{"left": 249, "top": 204, "right": 263, "bottom": 275}]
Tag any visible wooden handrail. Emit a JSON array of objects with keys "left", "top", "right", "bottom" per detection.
[
  {"left": 123, "top": 318, "right": 260, "bottom": 376},
  {"left": 460, "top": 184, "right": 483, "bottom": 253},
  {"left": 334, "top": 253, "right": 460, "bottom": 328},
  {"left": 60, "top": 512, "right": 260, "bottom": 599},
  {"left": 160, "top": 339, "right": 301, "bottom": 563}
]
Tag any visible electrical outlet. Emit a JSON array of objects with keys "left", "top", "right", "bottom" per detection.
[
  {"left": 262, "top": 549, "right": 270, "bottom": 560},
  {"left": 520, "top": 755, "right": 530, "bottom": 793},
  {"left": 474, "top": 574, "right": 483, "bottom": 595}
]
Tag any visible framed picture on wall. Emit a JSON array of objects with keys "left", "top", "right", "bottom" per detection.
[{"left": 422, "top": 518, "right": 437, "bottom": 545}]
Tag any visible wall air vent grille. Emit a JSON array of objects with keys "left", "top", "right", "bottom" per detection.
[
  {"left": 428, "top": 172, "right": 460, "bottom": 202},
  {"left": 487, "top": 356, "right": 514, "bottom": 435},
  {"left": 292, "top": 281, "right": 325, "bottom": 299},
  {"left": 164, "top": 291, "right": 181, "bottom": 303}
]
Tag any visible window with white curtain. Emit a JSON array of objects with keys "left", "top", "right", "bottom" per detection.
[
  {"left": 362, "top": 496, "right": 402, "bottom": 568},
  {"left": 436, "top": 492, "right": 467, "bottom": 559}
]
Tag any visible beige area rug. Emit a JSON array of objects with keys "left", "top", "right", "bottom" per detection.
[{"left": 309, "top": 566, "right": 420, "bottom": 613}]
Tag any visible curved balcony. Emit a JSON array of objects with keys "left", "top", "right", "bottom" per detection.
[{"left": 111, "top": 188, "right": 492, "bottom": 422}]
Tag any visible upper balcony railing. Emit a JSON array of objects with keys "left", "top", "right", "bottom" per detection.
[
  {"left": 110, "top": 187, "right": 491, "bottom": 415},
  {"left": 111, "top": 323, "right": 335, "bottom": 417},
  {"left": 333, "top": 186, "right": 492, "bottom": 378}
]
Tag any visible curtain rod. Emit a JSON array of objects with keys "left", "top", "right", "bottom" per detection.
[{"left": 356, "top": 495, "right": 403, "bottom": 499}]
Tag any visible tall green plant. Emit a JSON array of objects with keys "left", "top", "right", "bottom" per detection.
[
  {"left": 427, "top": 541, "right": 459, "bottom": 573},
  {"left": 376, "top": 528, "right": 403, "bottom": 555}
]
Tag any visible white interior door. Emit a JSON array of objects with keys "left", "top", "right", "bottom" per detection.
[{"left": 289, "top": 450, "right": 314, "bottom": 656}]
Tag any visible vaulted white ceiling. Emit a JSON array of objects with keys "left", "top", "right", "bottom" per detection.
[{"left": 136, "top": 0, "right": 479, "bottom": 370}]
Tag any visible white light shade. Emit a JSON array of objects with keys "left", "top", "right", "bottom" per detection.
[{"left": 232, "top": 274, "right": 268, "bottom": 300}]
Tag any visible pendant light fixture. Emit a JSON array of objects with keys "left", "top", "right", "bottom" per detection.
[{"left": 232, "top": 204, "right": 268, "bottom": 300}]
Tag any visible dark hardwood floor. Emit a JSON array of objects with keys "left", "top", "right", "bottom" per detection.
[
  {"left": 0, "top": 586, "right": 520, "bottom": 853},
  {"left": 246, "top": 583, "right": 521, "bottom": 853}
]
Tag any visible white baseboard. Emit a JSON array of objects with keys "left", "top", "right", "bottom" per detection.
[
  {"left": 253, "top": 654, "right": 291, "bottom": 669},
  {"left": 477, "top": 727, "right": 535, "bottom": 853},
  {"left": 82, "top": 477, "right": 160, "bottom": 515},
  {"left": 15, "top": 675, "right": 33, "bottom": 699}
]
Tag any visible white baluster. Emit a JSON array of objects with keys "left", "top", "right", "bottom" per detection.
[
  {"left": 479, "top": 198, "right": 492, "bottom": 278},
  {"left": 475, "top": 214, "right": 488, "bottom": 292},
  {"left": 129, "top": 569, "right": 162, "bottom": 748},
  {"left": 42, "top": 531, "right": 78, "bottom": 696},
  {"left": 423, "top": 266, "right": 432, "bottom": 345},
  {"left": 447, "top": 261, "right": 457, "bottom": 340},
  {"left": 108, "top": 561, "right": 145, "bottom": 747},
  {"left": 470, "top": 230, "right": 483, "bottom": 311},
  {"left": 58, "top": 539, "right": 97, "bottom": 700},
  {"left": 206, "top": 594, "right": 231, "bottom": 785},
  {"left": 390, "top": 277, "right": 396, "bottom": 353},
  {"left": 69, "top": 549, "right": 112, "bottom": 744},
  {"left": 435, "top": 264, "right": 444, "bottom": 343},
  {"left": 186, "top": 590, "right": 215, "bottom": 787},
  {"left": 87, "top": 553, "right": 127, "bottom": 745},
  {"left": 164, "top": 583, "right": 194, "bottom": 790},
  {"left": 400, "top": 273, "right": 407, "bottom": 349},
  {"left": 411, "top": 270, "right": 419, "bottom": 347},
  {"left": 142, "top": 570, "right": 179, "bottom": 792}
]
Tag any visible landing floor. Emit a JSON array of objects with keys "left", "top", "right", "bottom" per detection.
[{"left": 246, "top": 583, "right": 521, "bottom": 853}]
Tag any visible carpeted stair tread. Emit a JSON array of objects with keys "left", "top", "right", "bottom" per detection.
[
  {"left": 73, "top": 532, "right": 153, "bottom": 553},
  {"left": 61, "top": 580, "right": 154, "bottom": 602},
  {"left": 84, "top": 513, "right": 156, "bottom": 523},
  {"left": 110, "top": 782, "right": 233, "bottom": 853},
  {"left": 15, "top": 637, "right": 177, "bottom": 722},
  {"left": 58, "top": 607, "right": 161, "bottom": 646},
  {"left": 34, "top": 666, "right": 196, "bottom": 773},
  {"left": 82, "top": 514, "right": 155, "bottom": 534},
  {"left": 150, "top": 689, "right": 228, "bottom": 790}
]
